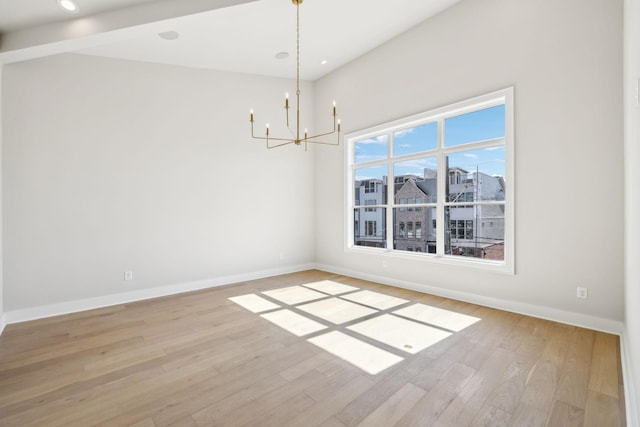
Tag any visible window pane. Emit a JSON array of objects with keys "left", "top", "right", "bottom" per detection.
[
  {"left": 354, "top": 208, "right": 386, "bottom": 248},
  {"left": 354, "top": 134, "right": 389, "bottom": 164},
  {"left": 393, "top": 157, "right": 437, "bottom": 203},
  {"left": 445, "top": 206, "right": 504, "bottom": 260},
  {"left": 446, "top": 147, "right": 505, "bottom": 202},
  {"left": 393, "top": 207, "right": 435, "bottom": 254},
  {"left": 354, "top": 165, "right": 387, "bottom": 206},
  {"left": 445, "top": 104, "right": 505, "bottom": 147},
  {"left": 393, "top": 122, "right": 437, "bottom": 156}
]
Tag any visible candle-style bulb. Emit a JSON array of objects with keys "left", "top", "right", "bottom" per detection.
[
  {"left": 338, "top": 119, "right": 341, "bottom": 132},
  {"left": 285, "top": 93, "right": 289, "bottom": 109},
  {"left": 266, "top": 123, "right": 269, "bottom": 136},
  {"left": 250, "top": 109, "right": 254, "bottom": 122},
  {"left": 304, "top": 128, "right": 308, "bottom": 139},
  {"left": 332, "top": 101, "right": 337, "bottom": 116}
]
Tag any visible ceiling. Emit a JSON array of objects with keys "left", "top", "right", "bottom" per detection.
[{"left": 0, "top": 0, "right": 462, "bottom": 80}]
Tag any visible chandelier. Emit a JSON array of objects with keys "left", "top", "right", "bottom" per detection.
[{"left": 249, "top": 0, "right": 341, "bottom": 149}]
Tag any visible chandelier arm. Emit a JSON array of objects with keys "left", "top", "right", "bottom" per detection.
[
  {"left": 304, "top": 139, "right": 340, "bottom": 146},
  {"left": 285, "top": 122, "right": 297, "bottom": 139},
  {"left": 252, "top": 134, "right": 299, "bottom": 143},
  {"left": 251, "top": 126, "right": 298, "bottom": 144},
  {"left": 267, "top": 140, "right": 296, "bottom": 149},
  {"left": 306, "top": 128, "right": 339, "bottom": 140}
]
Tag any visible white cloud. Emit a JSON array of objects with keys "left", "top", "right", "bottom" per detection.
[
  {"left": 394, "top": 128, "right": 415, "bottom": 139},
  {"left": 357, "top": 135, "right": 388, "bottom": 145}
]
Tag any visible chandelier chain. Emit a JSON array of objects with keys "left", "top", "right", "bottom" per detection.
[
  {"left": 248, "top": 0, "right": 341, "bottom": 149},
  {"left": 296, "top": 2, "right": 300, "bottom": 97}
]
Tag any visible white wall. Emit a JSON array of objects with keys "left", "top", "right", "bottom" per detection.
[
  {"left": 624, "top": 0, "right": 640, "bottom": 423},
  {"left": 2, "top": 53, "right": 316, "bottom": 313},
  {"left": 0, "top": 64, "right": 4, "bottom": 334},
  {"left": 314, "top": 0, "right": 624, "bottom": 327}
]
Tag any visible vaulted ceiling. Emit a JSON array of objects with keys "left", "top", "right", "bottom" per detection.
[{"left": 0, "top": 0, "right": 461, "bottom": 80}]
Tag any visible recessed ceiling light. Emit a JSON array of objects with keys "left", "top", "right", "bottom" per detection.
[
  {"left": 320, "top": 59, "right": 328, "bottom": 65},
  {"left": 158, "top": 31, "right": 180, "bottom": 41},
  {"left": 58, "top": 0, "right": 79, "bottom": 13},
  {"left": 275, "top": 52, "right": 290, "bottom": 60}
]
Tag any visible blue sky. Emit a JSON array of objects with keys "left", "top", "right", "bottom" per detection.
[{"left": 355, "top": 105, "right": 505, "bottom": 180}]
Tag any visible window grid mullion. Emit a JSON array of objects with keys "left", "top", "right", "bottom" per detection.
[
  {"left": 436, "top": 117, "right": 446, "bottom": 256},
  {"left": 386, "top": 131, "right": 394, "bottom": 249}
]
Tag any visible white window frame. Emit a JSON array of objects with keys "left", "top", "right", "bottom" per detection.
[{"left": 345, "top": 88, "right": 515, "bottom": 274}]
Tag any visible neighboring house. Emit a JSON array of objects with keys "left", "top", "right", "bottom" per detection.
[
  {"left": 446, "top": 167, "right": 505, "bottom": 259},
  {"left": 354, "top": 178, "right": 386, "bottom": 248},
  {"left": 394, "top": 177, "right": 436, "bottom": 253},
  {"left": 365, "top": 168, "right": 506, "bottom": 259}
]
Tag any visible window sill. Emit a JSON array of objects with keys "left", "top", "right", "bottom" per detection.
[{"left": 345, "top": 245, "right": 514, "bottom": 275}]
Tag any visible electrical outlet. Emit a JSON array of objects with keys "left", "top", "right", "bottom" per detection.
[
  {"left": 576, "top": 287, "right": 588, "bottom": 299},
  {"left": 124, "top": 271, "right": 133, "bottom": 281}
]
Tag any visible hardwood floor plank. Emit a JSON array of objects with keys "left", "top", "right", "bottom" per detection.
[
  {"left": 583, "top": 390, "right": 622, "bottom": 427},
  {"left": 355, "top": 383, "right": 426, "bottom": 427},
  {"left": 588, "top": 333, "right": 620, "bottom": 398},
  {"left": 333, "top": 352, "right": 433, "bottom": 426},
  {"left": 518, "top": 324, "right": 572, "bottom": 413},
  {"left": 546, "top": 400, "right": 585, "bottom": 427},
  {"left": 0, "top": 270, "right": 625, "bottom": 426},
  {"left": 553, "top": 327, "right": 595, "bottom": 409},
  {"left": 204, "top": 370, "right": 324, "bottom": 426},
  {"left": 397, "top": 363, "right": 475, "bottom": 426}
]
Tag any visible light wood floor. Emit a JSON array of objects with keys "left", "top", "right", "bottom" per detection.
[{"left": 0, "top": 270, "right": 626, "bottom": 426}]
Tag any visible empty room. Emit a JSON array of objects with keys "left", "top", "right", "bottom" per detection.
[{"left": 1, "top": 0, "right": 638, "bottom": 426}]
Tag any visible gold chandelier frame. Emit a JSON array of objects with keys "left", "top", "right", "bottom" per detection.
[{"left": 249, "top": 0, "right": 341, "bottom": 149}]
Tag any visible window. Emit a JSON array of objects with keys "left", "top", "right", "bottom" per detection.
[
  {"left": 347, "top": 88, "right": 513, "bottom": 273},
  {"left": 365, "top": 200, "right": 376, "bottom": 212},
  {"left": 364, "top": 181, "right": 377, "bottom": 193},
  {"left": 365, "top": 221, "right": 377, "bottom": 237}
]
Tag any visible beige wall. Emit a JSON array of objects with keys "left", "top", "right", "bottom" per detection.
[
  {"left": 0, "top": 64, "right": 4, "bottom": 332},
  {"left": 314, "top": 0, "right": 624, "bottom": 327},
  {"left": 624, "top": 0, "right": 640, "bottom": 423},
  {"left": 2, "top": 53, "right": 316, "bottom": 312}
]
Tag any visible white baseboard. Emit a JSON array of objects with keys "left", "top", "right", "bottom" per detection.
[
  {"left": 0, "top": 313, "right": 6, "bottom": 336},
  {"left": 3, "top": 263, "right": 315, "bottom": 327},
  {"left": 621, "top": 331, "right": 639, "bottom": 427},
  {"left": 315, "top": 263, "right": 624, "bottom": 335}
]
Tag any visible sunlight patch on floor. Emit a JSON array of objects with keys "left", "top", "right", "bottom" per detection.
[
  {"left": 262, "top": 285, "right": 327, "bottom": 305},
  {"left": 297, "top": 298, "right": 377, "bottom": 324},
  {"left": 348, "top": 314, "right": 452, "bottom": 355},
  {"left": 228, "top": 281, "right": 482, "bottom": 375},
  {"left": 341, "top": 290, "right": 408, "bottom": 310},
  {"left": 308, "top": 331, "right": 404, "bottom": 375},
  {"left": 393, "top": 303, "right": 481, "bottom": 332},
  {"left": 260, "top": 309, "right": 327, "bottom": 336},
  {"left": 301, "top": 280, "right": 359, "bottom": 295},
  {"left": 228, "top": 294, "right": 281, "bottom": 313}
]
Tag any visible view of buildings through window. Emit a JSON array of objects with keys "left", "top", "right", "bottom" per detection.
[{"left": 350, "top": 91, "right": 510, "bottom": 263}]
